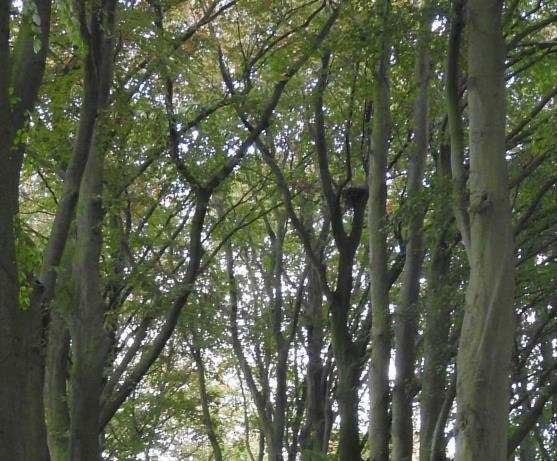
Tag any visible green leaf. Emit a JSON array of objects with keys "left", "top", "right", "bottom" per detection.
[{"left": 33, "top": 36, "right": 41, "bottom": 54}]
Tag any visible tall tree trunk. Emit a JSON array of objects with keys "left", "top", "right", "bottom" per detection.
[
  {"left": 44, "top": 234, "right": 77, "bottom": 461},
  {"left": 391, "top": 2, "right": 432, "bottom": 459},
  {"left": 67, "top": 2, "right": 117, "bottom": 458},
  {"left": 312, "top": 49, "right": 368, "bottom": 461},
  {"left": 0, "top": 0, "right": 52, "bottom": 458},
  {"left": 0, "top": 145, "right": 50, "bottom": 461},
  {"left": 330, "top": 260, "right": 365, "bottom": 461},
  {"left": 455, "top": 1, "right": 515, "bottom": 460},
  {"left": 44, "top": 312, "right": 71, "bottom": 461},
  {"left": 40, "top": 18, "right": 113, "bottom": 457},
  {"left": 332, "top": 335, "right": 361, "bottom": 461},
  {"left": 368, "top": 1, "right": 392, "bottom": 460},
  {"left": 419, "top": 219, "right": 453, "bottom": 461},
  {"left": 446, "top": 0, "right": 470, "bottom": 254},
  {"left": 302, "top": 265, "right": 329, "bottom": 459},
  {"left": 69, "top": 128, "right": 112, "bottom": 461}
]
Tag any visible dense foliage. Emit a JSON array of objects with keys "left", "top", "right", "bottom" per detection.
[{"left": 1, "top": 0, "right": 556, "bottom": 460}]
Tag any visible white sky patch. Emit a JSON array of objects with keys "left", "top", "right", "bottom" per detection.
[
  {"left": 389, "top": 355, "right": 397, "bottom": 380},
  {"left": 447, "top": 437, "right": 456, "bottom": 458},
  {"left": 431, "top": 19, "right": 444, "bottom": 33}
]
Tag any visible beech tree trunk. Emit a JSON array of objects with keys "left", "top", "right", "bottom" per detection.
[
  {"left": 302, "top": 265, "right": 330, "bottom": 459},
  {"left": 368, "top": 1, "right": 392, "bottom": 460},
  {"left": 391, "top": 2, "right": 432, "bottom": 459},
  {"left": 70, "top": 134, "right": 112, "bottom": 460},
  {"left": 455, "top": 1, "right": 515, "bottom": 460},
  {"left": 44, "top": 312, "right": 71, "bottom": 461},
  {"left": 311, "top": 49, "right": 368, "bottom": 461},
  {"left": 0, "top": 1, "right": 52, "bottom": 458},
  {"left": 66, "top": 1, "right": 117, "bottom": 458},
  {"left": 419, "top": 145, "right": 454, "bottom": 461},
  {"left": 330, "top": 289, "right": 363, "bottom": 461},
  {"left": 419, "top": 213, "right": 453, "bottom": 461}
]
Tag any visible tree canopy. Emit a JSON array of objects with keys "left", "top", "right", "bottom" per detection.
[{"left": 1, "top": 0, "right": 557, "bottom": 460}]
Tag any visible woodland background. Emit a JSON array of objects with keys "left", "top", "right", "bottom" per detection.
[{"left": 0, "top": 0, "right": 556, "bottom": 460}]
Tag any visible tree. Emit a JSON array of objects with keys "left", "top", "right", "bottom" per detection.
[
  {"left": 4, "top": 0, "right": 557, "bottom": 460},
  {"left": 368, "top": 1, "right": 392, "bottom": 460},
  {"left": 0, "top": 0, "right": 52, "bottom": 458},
  {"left": 454, "top": 1, "right": 515, "bottom": 460}
]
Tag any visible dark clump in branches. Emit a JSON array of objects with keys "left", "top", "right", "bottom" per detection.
[{"left": 342, "top": 185, "right": 368, "bottom": 209}]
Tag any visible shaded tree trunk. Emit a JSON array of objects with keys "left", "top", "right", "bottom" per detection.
[
  {"left": 44, "top": 312, "right": 71, "bottom": 461},
  {"left": 312, "top": 51, "right": 368, "bottom": 461},
  {"left": 391, "top": 2, "right": 432, "bottom": 459},
  {"left": 69, "top": 129, "right": 112, "bottom": 461},
  {"left": 67, "top": 1, "right": 117, "bottom": 458},
  {"left": 455, "top": 1, "right": 515, "bottom": 460},
  {"left": 368, "top": 1, "right": 392, "bottom": 460},
  {"left": 446, "top": 0, "right": 470, "bottom": 254},
  {"left": 0, "top": 0, "right": 52, "bottom": 458},
  {"left": 419, "top": 219, "right": 453, "bottom": 461},
  {"left": 302, "top": 265, "right": 330, "bottom": 459}
]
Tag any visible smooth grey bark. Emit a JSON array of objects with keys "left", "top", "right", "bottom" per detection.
[
  {"left": 43, "top": 234, "right": 74, "bottom": 459},
  {"left": 67, "top": 1, "right": 117, "bottom": 459},
  {"left": 455, "top": 1, "right": 515, "bottom": 460},
  {"left": 368, "top": 1, "right": 392, "bottom": 460},
  {"left": 70, "top": 128, "right": 113, "bottom": 461},
  {"left": 418, "top": 190, "right": 454, "bottom": 461},
  {"left": 430, "top": 375, "right": 456, "bottom": 461},
  {"left": 0, "top": 1, "right": 52, "bottom": 459},
  {"left": 44, "top": 312, "right": 71, "bottom": 461},
  {"left": 38, "top": 59, "right": 104, "bottom": 459},
  {"left": 391, "top": 3, "right": 432, "bottom": 459},
  {"left": 446, "top": 0, "right": 470, "bottom": 254}
]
